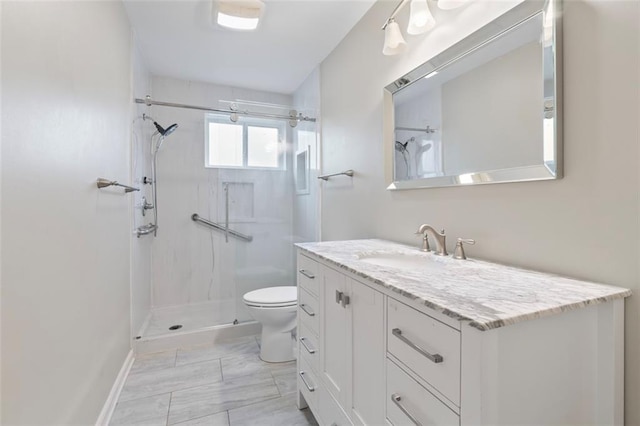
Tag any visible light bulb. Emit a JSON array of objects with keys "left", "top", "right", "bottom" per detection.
[
  {"left": 407, "top": 0, "right": 435, "bottom": 35},
  {"left": 383, "top": 19, "right": 407, "bottom": 56}
]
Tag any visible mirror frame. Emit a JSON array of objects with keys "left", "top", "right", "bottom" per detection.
[{"left": 384, "top": 0, "right": 562, "bottom": 190}]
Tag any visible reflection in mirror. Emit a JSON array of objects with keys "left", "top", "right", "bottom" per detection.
[{"left": 385, "top": 0, "right": 562, "bottom": 190}]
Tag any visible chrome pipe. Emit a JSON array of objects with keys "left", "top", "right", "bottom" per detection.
[
  {"left": 135, "top": 96, "right": 316, "bottom": 124},
  {"left": 191, "top": 213, "right": 253, "bottom": 242}
]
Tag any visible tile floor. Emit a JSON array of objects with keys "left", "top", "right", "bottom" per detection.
[{"left": 110, "top": 336, "right": 317, "bottom": 426}]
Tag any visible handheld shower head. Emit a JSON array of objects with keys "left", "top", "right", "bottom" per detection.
[
  {"left": 153, "top": 121, "right": 179, "bottom": 137},
  {"left": 163, "top": 123, "right": 178, "bottom": 137}
]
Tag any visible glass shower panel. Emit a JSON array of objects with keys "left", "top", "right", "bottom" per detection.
[{"left": 216, "top": 166, "right": 295, "bottom": 324}]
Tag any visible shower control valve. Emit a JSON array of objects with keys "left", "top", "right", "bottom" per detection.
[{"left": 141, "top": 196, "right": 154, "bottom": 217}]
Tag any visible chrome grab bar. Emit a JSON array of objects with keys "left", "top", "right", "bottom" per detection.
[
  {"left": 224, "top": 183, "right": 229, "bottom": 243},
  {"left": 299, "top": 269, "right": 315, "bottom": 279},
  {"left": 299, "top": 371, "right": 315, "bottom": 392},
  {"left": 299, "top": 304, "right": 315, "bottom": 317},
  {"left": 391, "top": 394, "right": 422, "bottom": 426},
  {"left": 391, "top": 328, "right": 443, "bottom": 364},
  {"left": 191, "top": 214, "right": 253, "bottom": 242},
  {"left": 299, "top": 337, "right": 316, "bottom": 354}
]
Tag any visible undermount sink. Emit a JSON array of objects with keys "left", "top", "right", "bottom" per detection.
[{"left": 356, "top": 252, "right": 445, "bottom": 270}]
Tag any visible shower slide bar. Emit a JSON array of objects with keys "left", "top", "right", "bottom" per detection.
[
  {"left": 191, "top": 214, "right": 253, "bottom": 243},
  {"left": 135, "top": 96, "right": 316, "bottom": 126}
]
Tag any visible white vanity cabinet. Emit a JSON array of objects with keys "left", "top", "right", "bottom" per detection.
[
  {"left": 296, "top": 245, "right": 627, "bottom": 426},
  {"left": 297, "top": 253, "right": 385, "bottom": 426}
]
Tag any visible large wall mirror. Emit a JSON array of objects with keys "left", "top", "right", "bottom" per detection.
[{"left": 384, "top": 0, "right": 562, "bottom": 190}]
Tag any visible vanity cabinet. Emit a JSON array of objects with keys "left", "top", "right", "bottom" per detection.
[
  {"left": 298, "top": 253, "right": 385, "bottom": 426},
  {"left": 297, "top": 246, "right": 627, "bottom": 426}
]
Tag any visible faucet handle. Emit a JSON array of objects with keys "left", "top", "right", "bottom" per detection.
[{"left": 453, "top": 238, "right": 475, "bottom": 260}]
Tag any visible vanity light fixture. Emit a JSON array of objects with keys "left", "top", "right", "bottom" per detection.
[
  {"left": 214, "top": 0, "right": 265, "bottom": 31},
  {"left": 407, "top": 0, "right": 435, "bottom": 35},
  {"left": 382, "top": 0, "right": 471, "bottom": 55},
  {"left": 383, "top": 18, "right": 408, "bottom": 55}
]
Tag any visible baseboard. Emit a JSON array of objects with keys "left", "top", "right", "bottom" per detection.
[{"left": 95, "top": 349, "right": 135, "bottom": 426}]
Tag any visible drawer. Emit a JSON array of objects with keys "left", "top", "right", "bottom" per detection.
[
  {"left": 387, "top": 298, "right": 461, "bottom": 406},
  {"left": 298, "top": 322, "right": 320, "bottom": 372},
  {"left": 386, "top": 359, "right": 459, "bottom": 426},
  {"left": 298, "top": 253, "right": 319, "bottom": 296},
  {"left": 298, "top": 353, "right": 319, "bottom": 409},
  {"left": 299, "top": 288, "right": 319, "bottom": 336},
  {"left": 318, "top": 384, "right": 353, "bottom": 426}
]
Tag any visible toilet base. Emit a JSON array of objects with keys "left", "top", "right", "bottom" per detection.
[{"left": 259, "top": 327, "right": 295, "bottom": 363}]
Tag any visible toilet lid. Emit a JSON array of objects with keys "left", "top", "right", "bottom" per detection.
[{"left": 243, "top": 286, "right": 297, "bottom": 306}]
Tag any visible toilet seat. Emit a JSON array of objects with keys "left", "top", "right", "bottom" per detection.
[{"left": 243, "top": 286, "right": 297, "bottom": 308}]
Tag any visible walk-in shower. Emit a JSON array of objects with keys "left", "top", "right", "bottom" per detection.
[{"left": 132, "top": 93, "right": 319, "bottom": 347}]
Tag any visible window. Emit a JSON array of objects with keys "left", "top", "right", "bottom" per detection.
[{"left": 205, "top": 114, "right": 285, "bottom": 169}]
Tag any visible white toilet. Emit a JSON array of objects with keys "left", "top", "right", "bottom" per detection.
[{"left": 243, "top": 286, "right": 297, "bottom": 363}]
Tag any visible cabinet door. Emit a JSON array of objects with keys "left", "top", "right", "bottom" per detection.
[
  {"left": 320, "top": 265, "right": 348, "bottom": 405},
  {"left": 347, "top": 278, "right": 385, "bottom": 426}
]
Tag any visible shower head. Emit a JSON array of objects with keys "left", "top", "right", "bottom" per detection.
[{"left": 153, "top": 121, "right": 179, "bottom": 137}]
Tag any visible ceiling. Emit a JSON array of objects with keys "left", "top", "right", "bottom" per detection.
[{"left": 123, "top": 0, "right": 376, "bottom": 94}]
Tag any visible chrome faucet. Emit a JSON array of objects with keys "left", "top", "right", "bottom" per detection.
[{"left": 415, "top": 224, "right": 448, "bottom": 256}]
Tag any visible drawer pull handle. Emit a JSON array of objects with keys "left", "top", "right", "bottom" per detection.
[
  {"left": 392, "top": 328, "right": 443, "bottom": 364},
  {"left": 299, "top": 371, "right": 315, "bottom": 392},
  {"left": 391, "top": 393, "right": 422, "bottom": 426},
  {"left": 300, "top": 304, "right": 315, "bottom": 317},
  {"left": 299, "top": 269, "right": 315, "bottom": 279},
  {"left": 300, "top": 337, "right": 316, "bottom": 354}
]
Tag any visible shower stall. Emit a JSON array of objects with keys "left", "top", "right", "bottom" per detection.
[{"left": 130, "top": 83, "right": 320, "bottom": 346}]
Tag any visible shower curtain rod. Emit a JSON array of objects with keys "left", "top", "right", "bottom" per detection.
[{"left": 135, "top": 95, "right": 316, "bottom": 126}]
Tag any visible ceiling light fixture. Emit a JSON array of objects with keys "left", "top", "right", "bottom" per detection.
[
  {"left": 382, "top": 0, "right": 471, "bottom": 56},
  {"left": 214, "top": 0, "right": 265, "bottom": 31}
]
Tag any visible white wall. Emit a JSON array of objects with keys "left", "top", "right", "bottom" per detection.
[
  {"left": 320, "top": 0, "right": 640, "bottom": 423},
  {"left": 148, "top": 76, "right": 295, "bottom": 322},
  {"left": 1, "top": 2, "right": 133, "bottom": 424},
  {"left": 130, "top": 38, "right": 153, "bottom": 339},
  {"left": 293, "top": 68, "right": 321, "bottom": 243}
]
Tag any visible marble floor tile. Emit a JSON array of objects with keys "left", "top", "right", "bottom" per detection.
[
  {"left": 167, "top": 370, "right": 280, "bottom": 425},
  {"left": 267, "top": 362, "right": 297, "bottom": 396},
  {"left": 172, "top": 412, "right": 230, "bottom": 426},
  {"left": 119, "top": 359, "right": 222, "bottom": 402},
  {"left": 109, "top": 393, "right": 170, "bottom": 426},
  {"left": 228, "top": 393, "right": 318, "bottom": 426},
  {"left": 129, "top": 349, "right": 177, "bottom": 375},
  {"left": 220, "top": 352, "right": 271, "bottom": 381},
  {"left": 176, "top": 336, "right": 259, "bottom": 367}
]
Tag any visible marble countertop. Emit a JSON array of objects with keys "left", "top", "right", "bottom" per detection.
[{"left": 296, "top": 239, "right": 632, "bottom": 331}]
